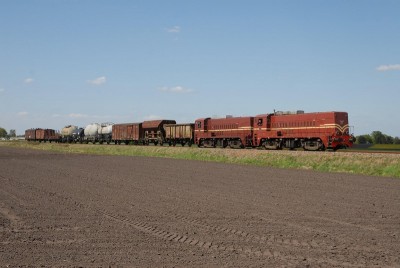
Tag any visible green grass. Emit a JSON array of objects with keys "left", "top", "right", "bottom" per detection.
[
  {"left": 1, "top": 140, "right": 400, "bottom": 178},
  {"left": 369, "top": 144, "right": 400, "bottom": 150},
  {"left": 351, "top": 144, "right": 400, "bottom": 151}
]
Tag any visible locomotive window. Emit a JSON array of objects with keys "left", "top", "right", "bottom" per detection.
[
  {"left": 197, "top": 122, "right": 201, "bottom": 128},
  {"left": 257, "top": 119, "right": 263, "bottom": 126}
]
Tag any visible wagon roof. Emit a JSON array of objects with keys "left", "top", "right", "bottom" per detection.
[
  {"left": 194, "top": 118, "right": 211, "bottom": 122},
  {"left": 114, "top": 122, "right": 142, "bottom": 126},
  {"left": 142, "top": 120, "right": 176, "bottom": 128},
  {"left": 165, "top": 122, "right": 193, "bottom": 125}
]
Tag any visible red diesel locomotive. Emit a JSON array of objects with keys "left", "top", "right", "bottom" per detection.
[{"left": 195, "top": 111, "right": 354, "bottom": 151}]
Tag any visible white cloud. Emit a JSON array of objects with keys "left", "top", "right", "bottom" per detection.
[
  {"left": 24, "top": 78, "right": 34, "bottom": 84},
  {"left": 159, "top": 86, "right": 193, "bottom": 93},
  {"left": 17, "top": 111, "right": 28, "bottom": 116},
  {"left": 376, "top": 64, "right": 400, "bottom": 71},
  {"left": 87, "top": 76, "right": 106, "bottom": 85},
  {"left": 68, "top": 113, "right": 88, "bottom": 118},
  {"left": 144, "top": 115, "right": 162, "bottom": 120},
  {"left": 166, "top": 26, "right": 181, "bottom": 33}
]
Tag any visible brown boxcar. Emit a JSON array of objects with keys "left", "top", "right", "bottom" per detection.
[
  {"left": 253, "top": 111, "right": 354, "bottom": 151},
  {"left": 164, "top": 123, "right": 194, "bottom": 146},
  {"left": 194, "top": 116, "right": 254, "bottom": 148},
  {"left": 142, "top": 120, "right": 176, "bottom": 145},
  {"left": 112, "top": 123, "right": 143, "bottom": 145},
  {"left": 25, "top": 128, "right": 59, "bottom": 142},
  {"left": 25, "top": 129, "right": 36, "bottom": 141}
]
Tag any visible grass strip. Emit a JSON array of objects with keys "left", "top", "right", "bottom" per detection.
[{"left": 1, "top": 141, "right": 399, "bottom": 178}]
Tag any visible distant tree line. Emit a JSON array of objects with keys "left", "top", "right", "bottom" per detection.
[{"left": 356, "top": 131, "right": 400, "bottom": 144}]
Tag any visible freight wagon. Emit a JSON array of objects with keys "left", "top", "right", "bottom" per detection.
[
  {"left": 25, "top": 128, "right": 60, "bottom": 143},
  {"left": 112, "top": 123, "right": 143, "bottom": 145},
  {"left": 25, "top": 129, "right": 36, "bottom": 141},
  {"left": 60, "top": 125, "right": 78, "bottom": 143},
  {"left": 83, "top": 123, "right": 113, "bottom": 144},
  {"left": 164, "top": 123, "right": 194, "bottom": 146},
  {"left": 142, "top": 120, "right": 176, "bottom": 145}
]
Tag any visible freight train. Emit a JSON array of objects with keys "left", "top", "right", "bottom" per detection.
[{"left": 25, "top": 110, "right": 355, "bottom": 151}]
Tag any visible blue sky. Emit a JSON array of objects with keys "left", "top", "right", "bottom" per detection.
[{"left": 1, "top": 0, "right": 399, "bottom": 136}]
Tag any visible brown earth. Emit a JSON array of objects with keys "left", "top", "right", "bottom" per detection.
[{"left": 0, "top": 146, "right": 399, "bottom": 267}]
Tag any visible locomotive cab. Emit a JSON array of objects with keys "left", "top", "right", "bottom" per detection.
[{"left": 194, "top": 118, "right": 210, "bottom": 147}]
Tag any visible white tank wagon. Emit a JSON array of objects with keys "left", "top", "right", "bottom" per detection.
[
  {"left": 97, "top": 123, "right": 114, "bottom": 144},
  {"left": 83, "top": 123, "right": 114, "bottom": 144},
  {"left": 84, "top": 123, "right": 101, "bottom": 144},
  {"left": 61, "top": 125, "right": 78, "bottom": 143}
]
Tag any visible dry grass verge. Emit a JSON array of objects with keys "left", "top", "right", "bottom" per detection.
[{"left": 1, "top": 141, "right": 399, "bottom": 178}]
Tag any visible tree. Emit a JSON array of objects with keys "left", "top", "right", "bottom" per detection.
[
  {"left": 356, "top": 134, "right": 373, "bottom": 144},
  {"left": 0, "top": 127, "right": 7, "bottom": 138},
  {"left": 385, "top": 135, "right": 394, "bottom": 144},
  {"left": 9, "top": 129, "right": 16, "bottom": 138},
  {"left": 356, "top": 135, "right": 367, "bottom": 144},
  {"left": 394, "top": 137, "right": 400, "bottom": 144},
  {"left": 371, "top": 131, "right": 386, "bottom": 144}
]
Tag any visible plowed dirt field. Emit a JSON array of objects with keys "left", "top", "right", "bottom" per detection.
[{"left": 1, "top": 146, "right": 399, "bottom": 267}]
